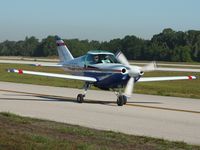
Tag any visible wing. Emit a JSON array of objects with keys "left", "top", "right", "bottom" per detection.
[
  {"left": 156, "top": 67, "right": 200, "bottom": 72},
  {"left": 8, "top": 69, "right": 97, "bottom": 82},
  {"left": 138, "top": 76, "right": 197, "bottom": 82}
]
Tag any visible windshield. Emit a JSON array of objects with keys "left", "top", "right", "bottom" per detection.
[{"left": 85, "top": 54, "right": 119, "bottom": 65}]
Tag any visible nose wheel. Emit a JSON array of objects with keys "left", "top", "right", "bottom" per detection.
[{"left": 117, "top": 95, "right": 127, "bottom": 106}]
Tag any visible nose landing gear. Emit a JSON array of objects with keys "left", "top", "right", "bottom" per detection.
[
  {"left": 117, "top": 95, "right": 127, "bottom": 106},
  {"left": 114, "top": 88, "right": 128, "bottom": 106}
]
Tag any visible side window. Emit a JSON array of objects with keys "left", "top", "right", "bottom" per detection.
[
  {"left": 85, "top": 54, "right": 95, "bottom": 66},
  {"left": 84, "top": 53, "right": 119, "bottom": 66},
  {"left": 101, "top": 55, "right": 111, "bottom": 63}
]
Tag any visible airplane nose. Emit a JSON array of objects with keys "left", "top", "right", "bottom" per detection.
[{"left": 128, "top": 67, "right": 143, "bottom": 77}]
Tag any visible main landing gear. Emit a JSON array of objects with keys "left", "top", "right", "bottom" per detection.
[
  {"left": 76, "top": 83, "right": 90, "bottom": 103},
  {"left": 114, "top": 89, "right": 127, "bottom": 106},
  {"left": 77, "top": 94, "right": 85, "bottom": 103},
  {"left": 76, "top": 84, "right": 128, "bottom": 106}
]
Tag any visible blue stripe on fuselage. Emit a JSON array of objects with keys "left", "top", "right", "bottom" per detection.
[{"left": 84, "top": 71, "right": 130, "bottom": 90}]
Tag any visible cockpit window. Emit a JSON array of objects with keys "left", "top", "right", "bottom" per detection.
[{"left": 85, "top": 54, "right": 119, "bottom": 65}]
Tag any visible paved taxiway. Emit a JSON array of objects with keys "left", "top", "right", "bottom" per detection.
[{"left": 0, "top": 81, "right": 199, "bottom": 145}]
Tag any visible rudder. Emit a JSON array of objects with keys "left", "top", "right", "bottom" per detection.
[{"left": 55, "top": 35, "right": 74, "bottom": 63}]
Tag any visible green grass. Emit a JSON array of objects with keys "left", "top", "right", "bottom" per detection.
[
  {"left": 135, "top": 71, "right": 200, "bottom": 99},
  {"left": 0, "top": 112, "right": 199, "bottom": 150},
  {"left": 0, "top": 63, "right": 200, "bottom": 99}
]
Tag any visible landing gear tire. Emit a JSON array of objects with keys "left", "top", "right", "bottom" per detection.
[
  {"left": 117, "top": 95, "right": 127, "bottom": 106},
  {"left": 117, "top": 95, "right": 124, "bottom": 106},
  {"left": 77, "top": 94, "right": 84, "bottom": 103},
  {"left": 122, "top": 95, "right": 127, "bottom": 105}
]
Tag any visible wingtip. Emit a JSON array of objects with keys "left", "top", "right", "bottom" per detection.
[{"left": 188, "top": 75, "right": 198, "bottom": 80}]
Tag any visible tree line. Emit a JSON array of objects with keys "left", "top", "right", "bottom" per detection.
[{"left": 0, "top": 28, "right": 200, "bottom": 62}]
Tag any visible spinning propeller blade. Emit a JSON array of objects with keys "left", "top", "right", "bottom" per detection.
[
  {"left": 124, "top": 77, "right": 134, "bottom": 97},
  {"left": 115, "top": 51, "right": 130, "bottom": 67},
  {"left": 141, "top": 61, "right": 156, "bottom": 72},
  {"left": 116, "top": 51, "right": 156, "bottom": 97}
]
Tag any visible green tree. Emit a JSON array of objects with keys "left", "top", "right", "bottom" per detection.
[
  {"left": 0, "top": 40, "right": 16, "bottom": 56},
  {"left": 23, "top": 36, "right": 39, "bottom": 56},
  {"left": 0, "top": 28, "right": 200, "bottom": 62},
  {"left": 37, "top": 36, "right": 56, "bottom": 57},
  {"left": 180, "top": 46, "right": 192, "bottom": 62}
]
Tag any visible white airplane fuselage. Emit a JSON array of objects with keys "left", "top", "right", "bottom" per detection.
[{"left": 61, "top": 53, "right": 134, "bottom": 90}]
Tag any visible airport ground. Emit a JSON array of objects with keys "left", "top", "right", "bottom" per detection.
[
  {"left": 0, "top": 81, "right": 200, "bottom": 146},
  {"left": 0, "top": 58, "right": 200, "bottom": 148}
]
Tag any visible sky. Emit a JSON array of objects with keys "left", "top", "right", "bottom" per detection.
[{"left": 0, "top": 0, "right": 200, "bottom": 42}]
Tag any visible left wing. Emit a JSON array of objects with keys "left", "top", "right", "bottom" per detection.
[
  {"left": 138, "top": 76, "right": 197, "bottom": 82},
  {"left": 8, "top": 69, "right": 97, "bottom": 82}
]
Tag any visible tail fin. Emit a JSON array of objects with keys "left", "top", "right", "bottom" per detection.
[{"left": 55, "top": 35, "right": 74, "bottom": 63}]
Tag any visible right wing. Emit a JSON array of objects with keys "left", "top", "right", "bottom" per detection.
[
  {"left": 8, "top": 69, "right": 97, "bottom": 82},
  {"left": 138, "top": 76, "right": 197, "bottom": 82}
]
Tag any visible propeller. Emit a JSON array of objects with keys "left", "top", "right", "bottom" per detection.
[
  {"left": 115, "top": 51, "right": 130, "bottom": 66},
  {"left": 124, "top": 77, "right": 134, "bottom": 97},
  {"left": 116, "top": 51, "right": 156, "bottom": 97},
  {"left": 141, "top": 61, "right": 156, "bottom": 72}
]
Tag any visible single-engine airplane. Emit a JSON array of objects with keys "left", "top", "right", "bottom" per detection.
[{"left": 8, "top": 36, "right": 198, "bottom": 106}]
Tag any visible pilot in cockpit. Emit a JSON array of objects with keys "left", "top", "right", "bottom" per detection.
[
  {"left": 93, "top": 55, "right": 100, "bottom": 64},
  {"left": 102, "top": 55, "right": 111, "bottom": 63},
  {"left": 93, "top": 54, "right": 111, "bottom": 64}
]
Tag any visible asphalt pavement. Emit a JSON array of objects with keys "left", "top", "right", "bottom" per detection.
[{"left": 0, "top": 81, "right": 199, "bottom": 145}]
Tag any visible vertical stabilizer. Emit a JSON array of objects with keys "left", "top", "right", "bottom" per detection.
[{"left": 55, "top": 35, "right": 74, "bottom": 63}]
